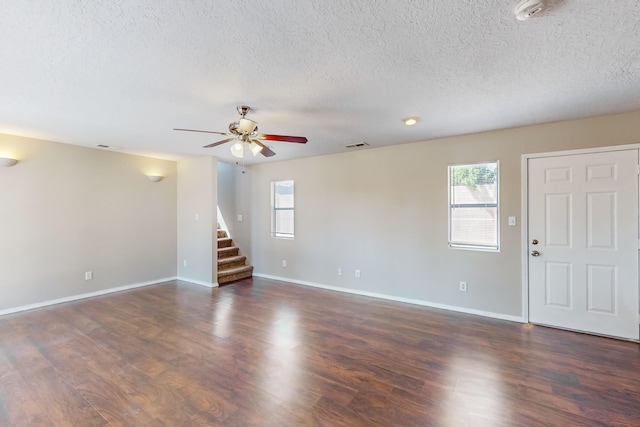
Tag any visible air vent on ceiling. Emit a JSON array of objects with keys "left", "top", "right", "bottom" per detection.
[
  {"left": 96, "top": 144, "right": 123, "bottom": 150},
  {"left": 344, "top": 142, "right": 369, "bottom": 149}
]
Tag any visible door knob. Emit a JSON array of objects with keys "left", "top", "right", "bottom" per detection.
[
  {"left": 531, "top": 239, "right": 538, "bottom": 245},
  {"left": 530, "top": 250, "right": 540, "bottom": 257}
]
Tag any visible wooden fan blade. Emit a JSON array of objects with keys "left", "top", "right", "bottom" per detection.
[
  {"left": 174, "top": 128, "right": 230, "bottom": 136},
  {"left": 203, "top": 138, "right": 235, "bottom": 148},
  {"left": 252, "top": 140, "right": 276, "bottom": 157},
  {"left": 256, "top": 133, "right": 307, "bottom": 144}
]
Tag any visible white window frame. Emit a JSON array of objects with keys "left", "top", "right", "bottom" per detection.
[
  {"left": 448, "top": 161, "right": 500, "bottom": 252},
  {"left": 271, "top": 180, "right": 295, "bottom": 239}
]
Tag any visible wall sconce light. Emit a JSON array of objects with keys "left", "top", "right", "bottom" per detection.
[
  {"left": 147, "top": 175, "right": 163, "bottom": 182},
  {"left": 0, "top": 157, "right": 18, "bottom": 167}
]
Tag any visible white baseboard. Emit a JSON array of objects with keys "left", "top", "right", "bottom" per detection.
[
  {"left": 0, "top": 276, "right": 177, "bottom": 317},
  {"left": 176, "top": 277, "right": 219, "bottom": 288},
  {"left": 253, "top": 273, "right": 525, "bottom": 323}
]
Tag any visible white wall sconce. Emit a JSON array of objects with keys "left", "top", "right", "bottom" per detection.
[
  {"left": 147, "top": 175, "right": 163, "bottom": 182},
  {"left": 0, "top": 157, "right": 18, "bottom": 167}
]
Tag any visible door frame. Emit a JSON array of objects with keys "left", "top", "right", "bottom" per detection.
[{"left": 521, "top": 143, "right": 640, "bottom": 326}]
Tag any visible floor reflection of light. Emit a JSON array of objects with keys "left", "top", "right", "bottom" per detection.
[
  {"left": 443, "top": 355, "right": 512, "bottom": 426},
  {"left": 212, "top": 294, "right": 233, "bottom": 338},
  {"left": 261, "top": 306, "right": 301, "bottom": 402}
]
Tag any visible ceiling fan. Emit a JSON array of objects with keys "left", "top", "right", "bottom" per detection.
[{"left": 174, "top": 105, "right": 308, "bottom": 158}]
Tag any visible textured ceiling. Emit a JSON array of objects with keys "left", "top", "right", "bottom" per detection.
[{"left": 1, "top": 1, "right": 639, "bottom": 163}]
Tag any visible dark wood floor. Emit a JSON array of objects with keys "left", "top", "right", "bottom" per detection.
[{"left": 1, "top": 278, "right": 639, "bottom": 426}]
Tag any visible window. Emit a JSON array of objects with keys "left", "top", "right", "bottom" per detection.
[
  {"left": 448, "top": 162, "right": 499, "bottom": 251},
  {"left": 271, "top": 180, "right": 294, "bottom": 238}
]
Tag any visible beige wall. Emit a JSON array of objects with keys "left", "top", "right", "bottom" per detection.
[
  {"left": 177, "top": 157, "right": 217, "bottom": 286},
  {"left": 248, "top": 110, "right": 640, "bottom": 319},
  {"left": 0, "top": 134, "right": 177, "bottom": 312},
  {"left": 3, "top": 110, "right": 639, "bottom": 317}
]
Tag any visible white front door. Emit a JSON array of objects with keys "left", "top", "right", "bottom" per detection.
[{"left": 528, "top": 149, "right": 639, "bottom": 340}]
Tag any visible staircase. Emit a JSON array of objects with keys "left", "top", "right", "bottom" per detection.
[{"left": 217, "top": 226, "right": 253, "bottom": 285}]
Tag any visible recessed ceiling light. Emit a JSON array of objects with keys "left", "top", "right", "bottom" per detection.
[{"left": 403, "top": 117, "right": 420, "bottom": 126}]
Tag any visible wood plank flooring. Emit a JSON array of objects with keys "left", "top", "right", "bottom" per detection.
[{"left": 1, "top": 277, "right": 639, "bottom": 426}]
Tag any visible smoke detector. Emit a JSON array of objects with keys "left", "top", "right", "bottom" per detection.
[{"left": 514, "top": 0, "right": 548, "bottom": 20}]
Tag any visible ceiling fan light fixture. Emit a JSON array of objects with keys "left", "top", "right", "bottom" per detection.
[
  {"left": 230, "top": 141, "right": 244, "bottom": 158},
  {"left": 249, "top": 141, "right": 263, "bottom": 156},
  {"left": 238, "top": 118, "right": 258, "bottom": 134},
  {"left": 175, "top": 105, "right": 307, "bottom": 159},
  {"left": 403, "top": 117, "right": 420, "bottom": 126}
]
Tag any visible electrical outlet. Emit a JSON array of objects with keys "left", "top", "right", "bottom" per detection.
[
  {"left": 355, "top": 269, "right": 361, "bottom": 278},
  {"left": 85, "top": 271, "right": 93, "bottom": 280},
  {"left": 459, "top": 281, "right": 468, "bottom": 292},
  {"left": 237, "top": 214, "right": 243, "bottom": 221},
  {"left": 337, "top": 268, "right": 343, "bottom": 276},
  {"left": 282, "top": 260, "right": 287, "bottom": 268},
  {"left": 183, "top": 260, "right": 187, "bottom": 267}
]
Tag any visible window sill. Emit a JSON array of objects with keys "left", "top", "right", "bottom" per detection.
[{"left": 448, "top": 244, "right": 500, "bottom": 253}]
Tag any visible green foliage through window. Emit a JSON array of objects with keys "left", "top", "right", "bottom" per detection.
[{"left": 451, "top": 164, "right": 497, "bottom": 188}]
